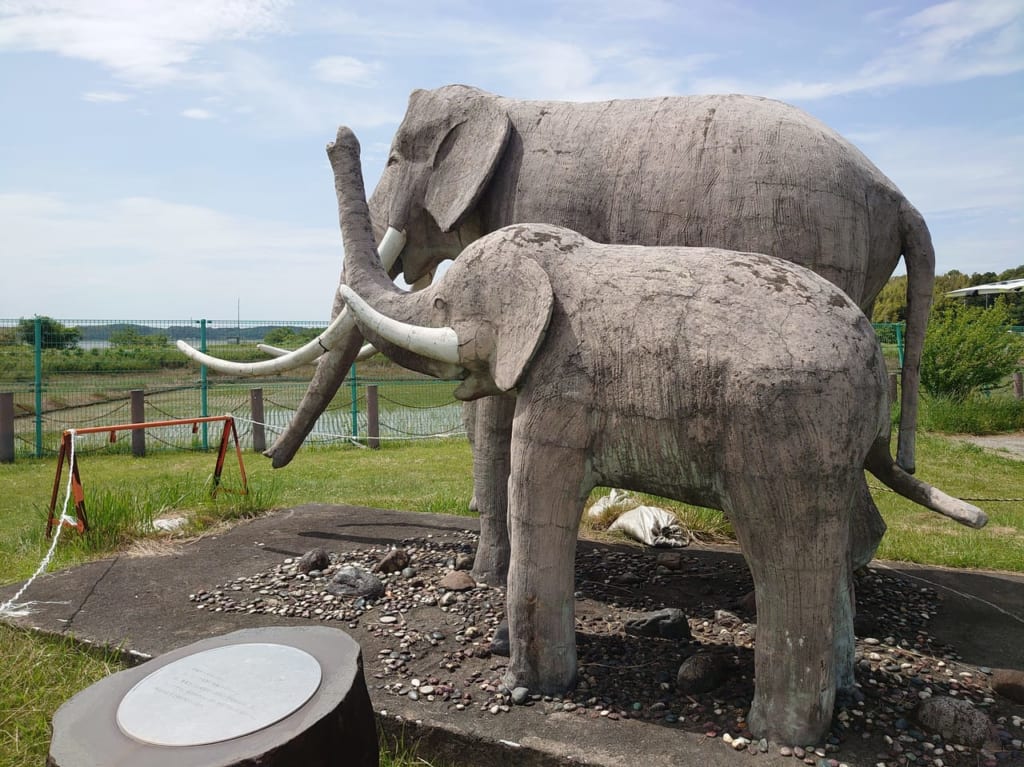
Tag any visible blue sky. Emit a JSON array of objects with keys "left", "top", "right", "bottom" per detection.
[{"left": 1, "top": 0, "right": 1021, "bottom": 320}]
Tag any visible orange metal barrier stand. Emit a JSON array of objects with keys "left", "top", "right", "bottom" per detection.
[{"left": 46, "top": 416, "right": 249, "bottom": 537}]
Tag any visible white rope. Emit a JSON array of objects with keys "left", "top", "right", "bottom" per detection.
[
  {"left": 232, "top": 415, "right": 467, "bottom": 445},
  {"left": 873, "top": 560, "right": 1024, "bottom": 627},
  {"left": 0, "top": 431, "right": 79, "bottom": 618}
]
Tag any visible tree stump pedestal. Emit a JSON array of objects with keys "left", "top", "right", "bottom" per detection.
[{"left": 47, "top": 626, "right": 377, "bottom": 767}]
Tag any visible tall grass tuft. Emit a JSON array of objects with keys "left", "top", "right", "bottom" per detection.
[{"left": 918, "top": 394, "right": 1024, "bottom": 434}]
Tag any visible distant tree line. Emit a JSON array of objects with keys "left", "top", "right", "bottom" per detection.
[{"left": 872, "top": 264, "right": 1024, "bottom": 325}]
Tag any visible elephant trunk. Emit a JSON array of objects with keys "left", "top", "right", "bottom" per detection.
[
  {"left": 330, "top": 127, "right": 459, "bottom": 382},
  {"left": 263, "top": 135, "right": 410, "bottom": 468}
]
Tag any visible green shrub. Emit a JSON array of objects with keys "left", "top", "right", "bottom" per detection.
[{"left": 920, "top": 302, "right": 1023, "bottom": 402}]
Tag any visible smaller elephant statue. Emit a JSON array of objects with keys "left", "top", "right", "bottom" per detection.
[{"left": 330, "top": 127, "right": 987, "bottom": 746}]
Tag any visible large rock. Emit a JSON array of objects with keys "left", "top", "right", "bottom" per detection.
[
  {"left": 990, "top": 668, "right": 1024, "bottom": 704},
  {"left": 296, "top": 547, "right": 331, "bottom": 574},
  {"left": 326, "top": 566, "right": 384, "bottom": 599},
  {"left": 624, "top": 608, "right": 692, "bottom": 640},
  {"left": 439, "top": 570, "right": 476, "bottom": 591},
  {"left": 374, "top": 548, "right": 410, "bottom": 574},
  {"left": 914, "top": 696, "right": 992, "bottom": 747},
  {"left": 676, "top": 653, "right": 728, "bottom": 694}
]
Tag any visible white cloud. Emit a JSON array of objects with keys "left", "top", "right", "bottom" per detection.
[
  {"left": 0, "top": 192, "right": 342, "bottom": 318},
  {"left": 82, "top": 90, "right": 131, "bottom": 103},
  {"left": 182, "top": 107, "right": 214, "bottom": 120},
  {"left": 849, "top": 126, "right": 1024, "bottom": 218},
  {"left": 312, "top": 55, "right": 376, "bottom": 86},
  {"left": 691, "top": 0, "right": 1024, "bottom": 100},
  {"left": 0, "top": 0, "right": 288, "bottom": 85}
]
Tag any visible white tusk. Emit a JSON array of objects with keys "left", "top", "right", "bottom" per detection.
[
  {"left": 377, "top": 226, "right": 407, "bottom": 270},
  {"left": 256, "top": 343, "right": 295, "bottom": 358},
  {"left": 339, "top": 285, "right": 460, "bottom": 365},
  {"left": 355, "top": 343, "right": 378, "bottom": 361},
  {"left": 176, "top": 310, "right": 356, "bottom": 376},
  {"left": 177, "top": 227, "right": 407, "bottom": 375},
  {"left": 258, "top": 341, "right": 377, "bottom": 363}
]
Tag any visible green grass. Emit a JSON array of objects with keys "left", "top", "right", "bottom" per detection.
[
  {"left": 872, "top": 432, "right": 1024, "bottom": 570},
  {"left": 0, "top": 625, "right": 124, "bottom": 767},
  {"left": 0, "top": 439, "right": 475, "bottom": 584}
]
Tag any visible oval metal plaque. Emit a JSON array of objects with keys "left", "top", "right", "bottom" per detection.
[{"left": 116, "top": 642, "right": 322, "bottom": 746}]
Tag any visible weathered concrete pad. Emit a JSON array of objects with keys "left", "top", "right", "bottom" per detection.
[{"left": 4, "top": 504, "right": 1024, "bottom": 767}]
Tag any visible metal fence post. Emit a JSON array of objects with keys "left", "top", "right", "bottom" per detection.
[
  {"left": 250, "top": 387, "right": 266, "bottom": 453},
  {"left": 131, "top": 389, "right": 145, "bottom": 457},
  {"left": 349, "top": 363, "right": 358, "bottom": 439},
  {"left": 366, "top": 384, "right": 380, "bottom": 449},
  {"left": 894, "top": 322, "right": 905, "bottom": 369},
  {"left": 0, "top": 392, "right": 14, "bottom": 463},
  {"left": 200, "top": 319, "right": 209, "bottom": 450},
  {"left": 34, "top": 317, "right": 42, "bottom": 458}
]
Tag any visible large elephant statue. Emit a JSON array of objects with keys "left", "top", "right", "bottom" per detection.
[
  {"left": 328, "top": 126, "right": 985, "bottom": 745},
  {"left": 180, "top": 84, "right": 935, "bottom": 583}
]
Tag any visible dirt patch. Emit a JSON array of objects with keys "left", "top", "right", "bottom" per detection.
[{"left": 954, "top": 432, "right": 1024, "bottom": 462}]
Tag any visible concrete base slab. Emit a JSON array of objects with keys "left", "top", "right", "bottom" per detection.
[{"left": 4, "top": 504, "right": 1024, "bottom": 767}]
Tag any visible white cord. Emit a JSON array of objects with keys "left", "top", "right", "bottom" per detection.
[{"left": 0, "top": 431, "right": 79, "bottom": 618}]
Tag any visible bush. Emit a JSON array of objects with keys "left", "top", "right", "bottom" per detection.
[
  {"left": 920, "top": 302, "right": 1023, "bottom": 402},
  {"left": 17, "top": 316, "right": 81, "bottom": 349}
]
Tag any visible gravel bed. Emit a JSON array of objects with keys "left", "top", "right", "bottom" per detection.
[{"left": 191, "top": 531, "right": 1024, "bottom": 765}]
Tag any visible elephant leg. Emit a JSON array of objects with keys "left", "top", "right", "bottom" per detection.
[
  {"left": 463, "top": 401, "right": 478, "bottom": 512},
  {"left": 837, "top": 479, "right": 885, "bottom": 696},
  {"left": 502, "top": 432, "right": 589, "bottom": 694},
  {"left": 850, "top": 478, "right": 886, "bottom": 571},
  {"left": 729, "top": 472, "right": 856, "bottom": 745},
  {"left": 470, "top": 393, "right": 516, "bottom": 586}
]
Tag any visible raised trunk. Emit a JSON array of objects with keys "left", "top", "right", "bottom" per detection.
[{"left": 264, "top": 135, "right": 407, "bottom": 468}]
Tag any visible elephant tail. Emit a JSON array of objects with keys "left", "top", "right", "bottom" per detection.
[
  {"left": 864, "top": 438, "right": 988, "bottom": 529},
  {"left": 895, "top": 199, "right": 936, "bottom": 475}
]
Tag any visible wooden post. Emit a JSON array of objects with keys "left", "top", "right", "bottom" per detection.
[
  {"left": 366, "top": 385, "right": 380, "bottom": 449},
  {"left": 130, "top": 390, "right": 145, "bottom": 457},
  {"left": 0, "top": 392, "right": 14, "bottom": 463},
  {"left": 1014, "top": 372, "right": 1023, "bottom": 401},
  {"left": 888, "top": 374, "right": 898, "bottom": 410},
  {"left": 250, "top": 388, "right": 266, "bottom": 453}
]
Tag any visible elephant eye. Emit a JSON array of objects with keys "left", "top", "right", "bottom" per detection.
[
  {"left": 386, "top": 155, "right": 399, "bottom": 167},
  {"left": 433, "top": 297, "right": 447, "bottom": 311}
]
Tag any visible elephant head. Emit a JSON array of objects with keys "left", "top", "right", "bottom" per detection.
[
  {"left": 333, "top": 125, "right": 551, "bottom": 401},
  {"left": 368, "top": 85, "right": 512, "bottom": 285}
]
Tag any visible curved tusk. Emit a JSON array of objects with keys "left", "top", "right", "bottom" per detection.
[
  {"left": 355, "top": 343, "right": 378, "bottom": 361},
  {"left": 339, "top": 285, "right": 460, "bottom": 365},
  {"left": 256, "top": 343, "right": 296, "bottom": 358},
  {"left": 176, "top": 227, "right": 407, "bottom": 375},
  {"left": 257, "top": 341, "right": 377, "bottom": 363},
  {"left": 176, "top": 310, "right": 356, "bottom": 376},
  {"left": 377, "top": 226, "right": 407, "bottom": 270}
]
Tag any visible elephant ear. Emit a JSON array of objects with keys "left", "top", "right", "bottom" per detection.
[
  {"left": 492, "top": 258, "right": 554, "bottom": 392},
  {"left": 425, "top": 100, "right": 511, "bottom": 233}
]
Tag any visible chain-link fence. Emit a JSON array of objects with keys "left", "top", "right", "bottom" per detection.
[{"left": 0, "top": 318, "right": 464, "bottom": 459}]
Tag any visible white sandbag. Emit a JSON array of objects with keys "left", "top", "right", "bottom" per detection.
[
  {"left": 587, "top": 488, "right": 637, "bottom": 518},
  {"left": 609, "top": 505, "right": 688, "bottom": 547}
]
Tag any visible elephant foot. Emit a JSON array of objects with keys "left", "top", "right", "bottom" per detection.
[{"left": 471, "top": 543, "right": 509, "bottom": 587}]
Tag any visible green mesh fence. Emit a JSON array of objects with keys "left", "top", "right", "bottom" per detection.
[{"left": 0, "top": 318, "right": 463, "bottom": 459}]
